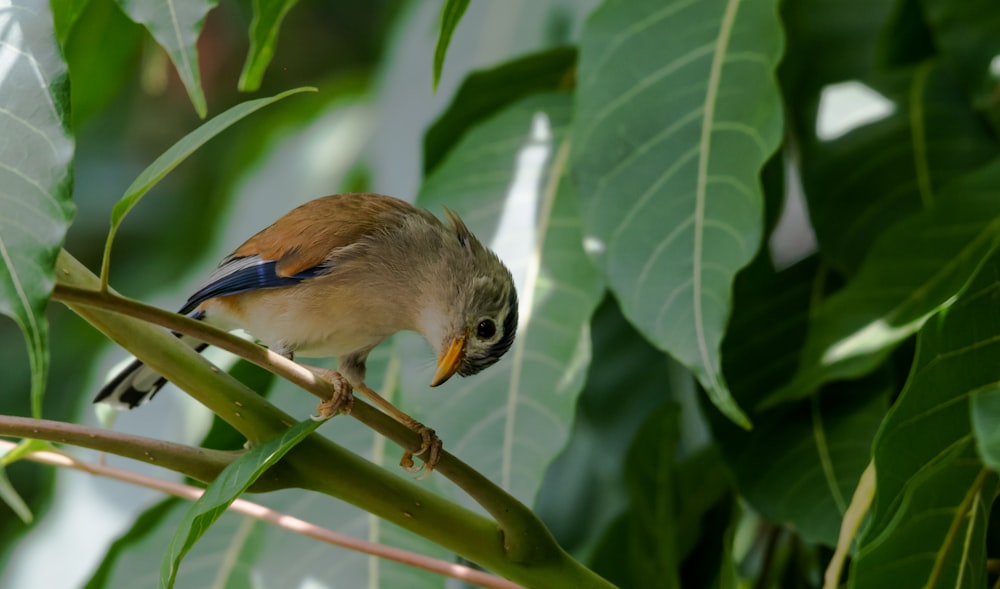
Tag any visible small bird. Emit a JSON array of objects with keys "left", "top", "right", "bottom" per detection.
[{"left": 96, "top": 192, "right": 519, "bottom": 470}]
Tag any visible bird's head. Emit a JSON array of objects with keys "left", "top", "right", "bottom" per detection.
[{"left": 421, "top": 209, "right": 518, "bottom": 387}]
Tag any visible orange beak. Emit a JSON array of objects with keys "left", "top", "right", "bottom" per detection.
[{"left": 430, "top": 335, "right": 466, "bottom": 387}]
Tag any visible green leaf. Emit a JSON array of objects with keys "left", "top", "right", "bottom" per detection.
[
  {"left": 159, "top": 418, "right": 321, "bottom": 588},
  {"left": 0, "top": 0, "right": 76, "bottom": 418},
  {"left": 795, "top": 63, "right": 998, "bottom": 275},
  {"left": 572, "top": 0, "right": 785, "bottom": 428},
  {"left": 431, "top": 0, "right": 470, "bottom": 91},
  {"left": 115, "top": 0, "right": 217, "bottom": 117},
  {"left": 403, "top": 92, "right": 605, "bottom": 508},
  {"left": 764, "top": 160, "right": 1000, "bottom": 407},
  {"left": 424, "top": 46, "right": 577, "bottom": 174},
  {"left": 851, "top": 246, "right": 1000, "bottom": 588},
  {"left": 535, "top": 296, "right": 681, "bottom": 557},
  {"left": 100, "top": 87, "right": 316, "bottom": 288},
  {"left": 238, "top": 0, "right": 299, "bottom": 92},
  {"left": 715, "top": 256, "right": 888, "bottom": 547}
]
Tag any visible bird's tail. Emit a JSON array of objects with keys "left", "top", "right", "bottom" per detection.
[{"left": 93, "top": 312, "right": 208, "bottom": 409}]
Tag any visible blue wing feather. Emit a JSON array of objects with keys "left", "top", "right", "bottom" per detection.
[{"left": 179, "top": 256, "right": 324, "bottom": 314}]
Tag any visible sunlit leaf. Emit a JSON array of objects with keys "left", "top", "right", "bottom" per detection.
[
  {"left": 0, "top": 0, "right": 76, "bottom": 417},
  {"left": 115, "top": 0, "right": 217, "bottom": 117},
  {"left": 572, "top": 0, "right": 784, "bottom": 427},
  {"left": 238, "top": 0, "right": 299, "bottom": 92}
]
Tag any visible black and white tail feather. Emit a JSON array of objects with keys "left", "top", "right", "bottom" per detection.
[
  {"left": 93, "top": 254, "right": 324, "bottom": 409},
  {"left": 93, "top": 313, "right": 208, "bottom": 408}
]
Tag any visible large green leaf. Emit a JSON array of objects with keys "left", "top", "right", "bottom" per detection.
[
  {"left": 0, "top": 0, "right": 76, "bottom": 418},
  {"left": 764, "top": 160, "right": 1000, "bottom": 406},
  {"left": 399, "top": 92, "right": 604, "bottom": 508},
  {"left": 114, "top": 0, "right": 217, "bottom": 117},
  {"left": 713, "top": 255, "right": 889, "bottom": 547},
  {"left": 851, "top": 247, "right": 1000, "bottom": 588},
  {"left": 160, "top": 419, "right": 322, "bottom": 588},
  {"left": 237, "top": 0, "right": 299, "bottom": 92},
  {"left": 572, "top": 0, "right": 784, "bottom": 427}
]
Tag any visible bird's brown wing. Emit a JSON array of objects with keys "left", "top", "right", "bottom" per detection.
[{"left": 178, "top": 193, "right": 419, "bottom": 314}]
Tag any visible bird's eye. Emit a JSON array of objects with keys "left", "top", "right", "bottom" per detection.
[{"left": 477, "top": 319, "right": 497, "bottom": 340}]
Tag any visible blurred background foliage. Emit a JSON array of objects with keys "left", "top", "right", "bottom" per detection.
[{"left": 3, "top": 0, "right": 1000, "bottom": 587}]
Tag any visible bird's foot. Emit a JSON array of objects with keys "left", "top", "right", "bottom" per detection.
[
  {"left": 399, "top": 422, "right": 442, "bottom": 478},
  {"left": 309, "top": 369, "right": 355, "bottom": 421}
]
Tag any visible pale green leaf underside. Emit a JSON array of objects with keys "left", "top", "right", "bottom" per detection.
[
  {"left": 572, "top": 0, "right": 784, "bottom": 427},
  {"left": 0, "top": 0, "right": 75, "bottom": 417},
  {"left": 115, "top": 0, "right": 217, "bottom": 117},
  {"left": 403, "top": 92, "right": 605, "bottom": 509}
]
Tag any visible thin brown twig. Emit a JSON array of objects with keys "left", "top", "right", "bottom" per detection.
[{"left": 0, "top": 439, "right": 523, "bottom": 589}]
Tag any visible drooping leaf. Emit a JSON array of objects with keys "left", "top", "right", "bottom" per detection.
[
  {"left": 0, "top": 467, "right": 31, "bottom": 524},
  {"left": 402, "top": 92, "right": 605, "bottom": 508},
  {"left": 764, "top": 159, "right": 1000, "bottom": 407},
  {"left": 159, "top": 419, "right": 321, "bottom": 588},
  {"left": 238, "top": 0, "right": 299, "bottom": 92},
  {"left": 0, "top": 0, "right": 76, "bottom": 418},
  {"left": 713, "top": 255, "right": 888, "bottom": 547},
  {"left": 431, "top": 0, "right": 470, "bottom": 91},
  {"left": 424, "top": 46, "right": 577, "bottom": 174},
  {"left": 114, "top": 0, "right": 217, "bottom": 117},
  {"left": 101, "top": 87, "right": 316, "bottom": 287},
  {"left": 851, "top": 246, "right": 1000, "bottom": 588},
  {"left": 572, "top": 0, "right": 785, "bottom": 427}
]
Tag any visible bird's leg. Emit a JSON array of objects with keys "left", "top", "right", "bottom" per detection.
[
  {"left": 304, "top": 367, "right": 355, "bottom": 421},
  {"left": 352, "top": 381, "right": 442, "bottom": 475},
  {"left": 299, "top": 364, "right": 442, "bottom": 474}
]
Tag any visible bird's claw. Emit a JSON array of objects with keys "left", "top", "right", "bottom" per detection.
[
  {"left": 400, "top": 425, "right": 442, "bottom": 478},
  {"left": 310, "top": 370, "right": 354, "bottom": 421}
]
